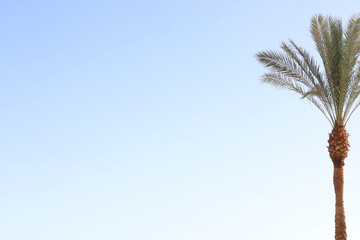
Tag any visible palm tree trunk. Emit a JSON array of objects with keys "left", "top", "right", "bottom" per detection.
[{"left": 334, "top": 166, "right": 347, "bottom": 240}]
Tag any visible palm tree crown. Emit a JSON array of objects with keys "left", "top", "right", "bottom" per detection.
[{"left": 256, "top": 14, "right": 360, "bottom": 126}]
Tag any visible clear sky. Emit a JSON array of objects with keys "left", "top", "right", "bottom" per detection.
[{"left": 1, "top": 1, "right": 360, "bottom": 240}]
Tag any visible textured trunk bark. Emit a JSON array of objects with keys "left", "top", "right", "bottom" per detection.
[
  {"left": 328, "top": 121, "right": 349, "bottom": 240},
  {"left": 334, "top": 166, "right": 347, "bottom": 240}
]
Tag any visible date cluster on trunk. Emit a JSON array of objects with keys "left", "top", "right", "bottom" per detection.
[{"left": 328, "top": 122, "right": 350, "bottom": 168}]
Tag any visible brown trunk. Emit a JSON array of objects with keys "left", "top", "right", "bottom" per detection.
[
  {"left": 333, "top": 166, "right": 347, "bottom": 240},
  {"left": 328, "top": 121, "right": 349, "bottom": 240}
]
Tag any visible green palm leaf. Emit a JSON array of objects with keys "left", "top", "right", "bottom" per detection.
[{"left": 256, "top": 14, "right": 360, "bottom": 127}]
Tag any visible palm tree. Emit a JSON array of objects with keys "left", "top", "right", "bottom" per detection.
[{"left": 256, "top": 14, "right": 360, "bottom": 240}]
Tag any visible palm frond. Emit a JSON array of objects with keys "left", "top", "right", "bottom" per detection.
[
  {"left": 345, "top": 99, "right": 360, "bottom": 125},
  {"left": 257, "top": 14, "right": 360, "bottom": 126},
  {"left": 280, "top": 40, "right": 337, "bottom": 123},
  {"left": 260, "top": 72, "right": 307, "bottom": 95},
  {"left": 342, "top": 15, "right": 360, "bottom": 80},
  {"left": 288, "top": 39, "right": 324, "bottom": 86},
  {"left": 306, "top": 95, "right": 335, "bottom": 125},
  {"left": 311, "top": 15, "right": 332, "bottom": 79},
  {"left": 256, "top": 51, "right": 313, "bottom": 88}
]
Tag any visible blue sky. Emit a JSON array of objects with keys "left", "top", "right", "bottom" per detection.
[{"left": 1, "top": 1, "right": 360, "bottom": 240}]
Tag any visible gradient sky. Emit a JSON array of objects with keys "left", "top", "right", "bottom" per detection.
[{"left": 2, "top": 1, "right": 360, "bottom": 240}]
